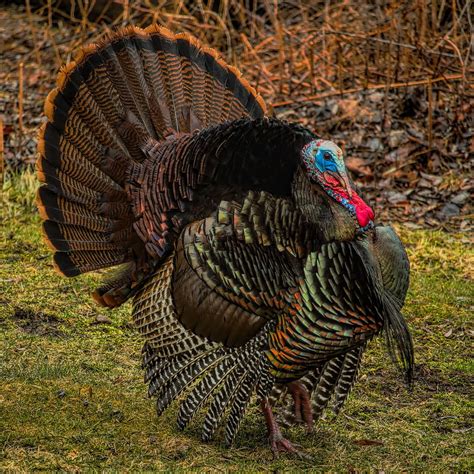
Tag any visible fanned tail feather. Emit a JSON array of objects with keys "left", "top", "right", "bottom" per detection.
[
  {"left": 37, "top": 25, "right": 266, "bottom": 306},
  {"left": 333, "top": 344, "right": 365, "bottom": 413},
  {"left": 201, "top": 365, "right": 248, "bottom": 442},
  {"left": 224, "top": 356, "right": 263, "bottom": 446}
]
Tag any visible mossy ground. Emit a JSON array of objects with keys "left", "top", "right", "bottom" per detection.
[{"left": 1, "top": 171, "right": 472, "bottom": 471}]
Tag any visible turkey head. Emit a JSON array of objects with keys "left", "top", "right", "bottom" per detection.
[{"left": 301, "top": 139, "right": 375, "bottom": 231}]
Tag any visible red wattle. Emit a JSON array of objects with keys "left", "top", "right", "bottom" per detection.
[
  {"left": 351, "top": 192, "right": 375, "bottom": 227},
  {"left": 322, "top": 174, "right": 374, "bottom": 227}
]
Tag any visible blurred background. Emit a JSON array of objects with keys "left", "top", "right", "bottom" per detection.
[{"left": 1, "top": 0, "right": 472, "bottom": 230}]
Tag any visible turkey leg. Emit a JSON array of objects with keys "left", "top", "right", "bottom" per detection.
[
  {"left": 287, "top": 381, "right": 314, "bottom": 432},
  {"left": 260, "top": 398, "right": 310, "bottom": 458}
]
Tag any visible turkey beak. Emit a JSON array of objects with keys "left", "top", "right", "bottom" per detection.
[
  {"left": 327, "top": 171, "right": 353, "bottom": 198},
  {"left": 339, "top": 173, "right": 353, "bottom": 199}
]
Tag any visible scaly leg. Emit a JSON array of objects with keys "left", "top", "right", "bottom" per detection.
[
  {"left": 260, "top": 398, "right": 310, "bottom": 459},
  {"left": 287, "top": 380, "right": 314, "bottom": 432}
]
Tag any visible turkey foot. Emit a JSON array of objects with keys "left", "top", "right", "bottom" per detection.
[
  {"left": 260, "top": 398, "right": 311, "bottom": 459},
  {"left": 287, "top": 381, "right": 314, "bottom": 432}
]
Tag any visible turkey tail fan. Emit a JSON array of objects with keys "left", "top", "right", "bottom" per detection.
[{"left": 37, "top": 25, "right": 267, "bottom": 306}]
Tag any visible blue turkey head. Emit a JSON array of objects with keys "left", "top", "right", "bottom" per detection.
[{"left": 301, "top": 139, "right": 374, "bottom": 229}]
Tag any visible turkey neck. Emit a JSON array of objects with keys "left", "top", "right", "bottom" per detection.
[{"left": 290, "top": 167, "right": 360, "bottom": 243}]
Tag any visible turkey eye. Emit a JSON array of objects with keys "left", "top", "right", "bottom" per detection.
[{"left": 323, "top": 152, "right": 332, "bottom": 160}]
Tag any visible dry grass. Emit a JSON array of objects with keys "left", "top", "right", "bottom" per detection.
[
  {"left": 3, "top": 2, "right": 471, "bottom": 224},
  {"left": 17, "top": 0, "right": 472, "bottom": 109}
]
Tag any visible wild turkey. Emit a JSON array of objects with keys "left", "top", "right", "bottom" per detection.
[{"left": 37, "top": 25, "right": 413, "bottom": 454}]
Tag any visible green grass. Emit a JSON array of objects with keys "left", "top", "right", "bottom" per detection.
[{"left": 1, "top": 170, "right": 473, "bottom": 471}]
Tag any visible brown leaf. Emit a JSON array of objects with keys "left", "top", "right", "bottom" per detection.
[
  {"left": 387, "top": 191, "right": 408, "bottom": 205},
  {"left": 384, "top": 143, "right": 418, "bottom": 163},
  {"left": 93, "top": 314, "right": 112, "bottom": 324},
  {"left": 418, "top": 178, "right": 434, "bottom": 188},
  {"left": 346, "top": 157, "right": 373, "bottom": 177},
  {"left": 338, "top": 99, "right": 359, "bottom": 117},
  {"left": 420, "top": 172, "right": 443, "bottom": 187},
  {"left": 444, "top": 328, "right": 453, "bottom": 338},
  {"left": 353, "top": 439, "right": 384, "bottom": 446},
  {"left": 27, "top": 70, "right": 47, "bottom": 87}
]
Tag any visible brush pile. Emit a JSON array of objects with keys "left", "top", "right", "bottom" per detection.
[{"left": 1, "top": 1, "right": 471, "bottom": 230}]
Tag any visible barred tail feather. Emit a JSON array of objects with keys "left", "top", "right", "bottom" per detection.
[
  {"left": 155, "top": 349, "right": 225, "bottom": 415},
  {"left": 37, "top": 25, "right": 266, "bottom": 306},
  {"left": 224, "top": 358, "right": 263, "bottom": 446},
  {"left": 177, "top": 356, "right": 236, "bottom": 430},
  {"left": 333, "top": 344, "right": 365, "bottom": 413},
  {"left": 201, "top": 366, "right": 248, "bottom": 442}
]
